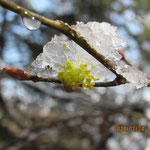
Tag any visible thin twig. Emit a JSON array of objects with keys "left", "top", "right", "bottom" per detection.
[
  {"left": 1, "top": 67, "right": 127, "bottom": 87},
  {"left": 29, "top": 75, "right": 127, "bottom": 87}
]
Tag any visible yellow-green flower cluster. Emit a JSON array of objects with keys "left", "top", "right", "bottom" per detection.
[{"left": 58, "top": 59, "right": 99, "bottom": 89}]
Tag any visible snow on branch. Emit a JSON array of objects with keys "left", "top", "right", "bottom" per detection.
[{"left": 0, "top": 0, "right": 149, "bottom": 92}]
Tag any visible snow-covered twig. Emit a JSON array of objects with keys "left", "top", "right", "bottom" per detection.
[{"left": 0, "top": 0, "right": 149, "bottom": 90}]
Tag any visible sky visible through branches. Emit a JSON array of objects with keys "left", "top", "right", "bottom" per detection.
[{"left": 1, "top": 0, "right": 150, "bottom": 149}]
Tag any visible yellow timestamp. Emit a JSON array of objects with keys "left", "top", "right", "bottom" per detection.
[{"left": 114, "top": 126, "right": 145, "bottom": 132}]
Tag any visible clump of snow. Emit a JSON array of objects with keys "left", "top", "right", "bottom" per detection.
[
  {"left": 26, "top": 21, "right": 148, "bottom": 89},
  {"left": 72, "top": 22, "right": 126, "bottom": 61},
  {"left": 116, "top": 63, "right": 148, "bottom": 89}
]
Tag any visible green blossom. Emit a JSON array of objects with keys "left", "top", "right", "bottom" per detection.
[{"left": 58, "top": 59, "right": 99, "bottom": 89}]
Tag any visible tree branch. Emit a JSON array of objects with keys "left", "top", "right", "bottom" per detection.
[
  {"left": 0, "top": 0, "right": 149, "bottom": 88},
  {"left": 0, "top": 0, "right": 126, "bottom": 81},
  {"left": 0, "top": 67, "right": 126, "bottom": 87}
]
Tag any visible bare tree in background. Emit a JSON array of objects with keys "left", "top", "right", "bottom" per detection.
[{"left": 0, "top": 0, "right": 150, "bottom": 150}]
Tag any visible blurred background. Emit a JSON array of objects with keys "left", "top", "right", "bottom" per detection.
[{"left": 0, "top": 0, "right": 150, "bottom": 149}]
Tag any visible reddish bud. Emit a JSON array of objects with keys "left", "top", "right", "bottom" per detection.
[
  {"left": 118, "top": 49, "right": 125, "bottom": 59},
  {"left": 63, "top": 83, "right": 80, "bottom": 92},
  {"left": 3, "top": 67, "right": 31, "bottom": 80}
]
